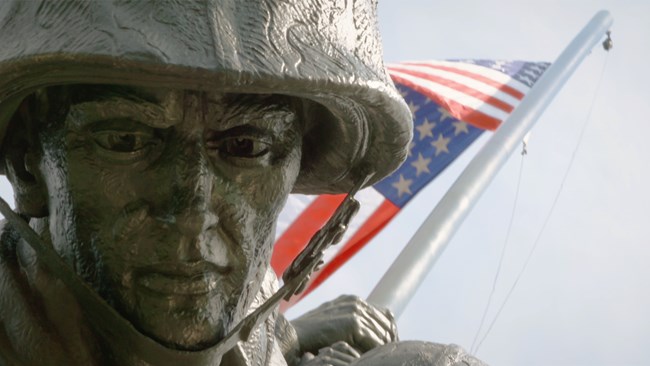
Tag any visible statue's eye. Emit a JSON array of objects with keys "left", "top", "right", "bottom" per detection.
[
  {"left": 205, "top": 127, "right": 272, "bottom": 159},
  {"left": 216, "top": 137, "right": 269, "bottom": 158},
  {"left": 94, "top": 131, "right": 158, "bottom": 152}
]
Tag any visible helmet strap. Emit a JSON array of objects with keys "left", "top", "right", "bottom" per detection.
[{"left": 0, "top": 173, "right": 371, "bottom": 364}]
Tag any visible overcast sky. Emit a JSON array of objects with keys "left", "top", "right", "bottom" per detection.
[
  {"left": 287, "top": 1, "right": 650, "bottom": 365},
  {"left": 0, "top": 1, "right": 647, "bottom": 365}
]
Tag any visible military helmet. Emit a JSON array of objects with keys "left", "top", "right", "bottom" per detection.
[{"left": 0, "top": 0, "right": 412, "bottom": 194}]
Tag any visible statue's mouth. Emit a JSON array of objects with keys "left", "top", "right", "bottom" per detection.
[{"left": 134, "top": 261, "right": 231, "bottom": 296}]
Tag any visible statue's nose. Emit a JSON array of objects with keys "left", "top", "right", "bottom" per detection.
[
  {"left": 165, "top": 143, "right": 218, "bottom": 238},
  {"left": 158, "top": 143, "right": 225, "bottom": 262},
  {"left": 153, "top": 91, "right": 228, "bottom": 260}
]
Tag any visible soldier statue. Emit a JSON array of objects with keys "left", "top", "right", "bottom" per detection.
[{"left": 0, "top": 1, "right": 486, "bottom": 365}]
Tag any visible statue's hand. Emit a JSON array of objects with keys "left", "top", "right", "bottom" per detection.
[
  {"left": 298, "top": 341, "right": 360, "bottom": 366},
  {"left": 291, "top": 295, "right": 398, "bottom": 355}
]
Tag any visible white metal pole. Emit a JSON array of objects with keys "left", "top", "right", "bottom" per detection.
[{"left": 367, "top": 10, "right": 613, "bottom": 317}]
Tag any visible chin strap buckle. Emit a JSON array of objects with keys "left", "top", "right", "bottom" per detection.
[{"left": 218, "top": 172, "right": 373, "bottom": 349}]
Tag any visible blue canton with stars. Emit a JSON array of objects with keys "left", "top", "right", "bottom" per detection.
[
  {"left": 373, "top": 83, "right": 485, "bottom": 208},
  {"left": 374, "top": 60, "right": 549, "bottom": 208},
  {"left": 450, "top": 59, "right": 550, "bottom": 87}
]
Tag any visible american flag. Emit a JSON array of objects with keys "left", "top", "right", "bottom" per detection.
[{"left": 272, "top": 60, "right": 550, "bottom": 307}]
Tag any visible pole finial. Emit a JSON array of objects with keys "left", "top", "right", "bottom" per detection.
[{"left": 603, "top": 31, "right": 613, "bottom": 51}]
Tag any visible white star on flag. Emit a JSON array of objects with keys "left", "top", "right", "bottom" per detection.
[
  {"left": 493, "top": 60, "right": 507, "bottom": 72},
  {"left": 520, "top": 74, "right": 533, "bottom": 85},
  {"left": 452, "top": 121, "right": 469, "bottom": 135},
  {"left": 415, "top": 118, "right": 436, "bottom": 140},
  {"left": 411, "top": 153, "right": 432, "bottom": 177},
  {"left": 408, "top": 101, "right": 420, "bottom": 115},
  {"left": 407, "top": 141, "right": 416, "bottom": 157},
  {"left": 431, "top": 134, "right": 451, "bottom": 156},
  {"left": 392, "top": 174, "right": 413, "bottom": 197},
  {"left": 530, "top": 64, "right": 544, "bottom": 73},
  {"left": 437, "top": 107, "right": 453, "bottom": 122},
  {"left": 523, "top": 68, "right": 538, "bottom": 78}
]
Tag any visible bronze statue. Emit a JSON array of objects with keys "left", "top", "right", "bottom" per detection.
[{"left": 0, "top": 1, "right": 485, "bottom": 365}]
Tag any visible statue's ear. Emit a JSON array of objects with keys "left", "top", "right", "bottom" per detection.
[{"left": 3, "top": 98, "right": 48, "bottom": 218}]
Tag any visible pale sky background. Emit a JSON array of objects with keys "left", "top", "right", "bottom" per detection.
[
  {"left": 0, "top": 1, "right": 647, "bottom": 366},
  {"left": 285, "top": 1, "right": 650, "bottom": 366}
]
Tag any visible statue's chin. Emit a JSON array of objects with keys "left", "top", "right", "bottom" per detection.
[
  {"left": 135, "top": 313, "right": 225, "bottom": 351},
  {"left": 104, "top": 273, "right": 255, "bottom": 352},
  {"left": 122, "top": 293, "right": 232, "bottom": 351},
  {"left": 155, "top": 334, "right": 222, "bottom": 352}
]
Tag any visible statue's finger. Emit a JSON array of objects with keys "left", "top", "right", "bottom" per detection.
[
  {"left": 358, "top": 301, "right": 399, "bottom": 342},
  {"left": 330, "top": 341, "right": 361, "bottom": 358},
  {"left": 317, "top": 346, "right": 358, "bottom": 364},
  {"left": 379, "top": 307, "right": 399, "bottom": 341},
  {"left": 351, "top": 316, "right": 390, "bottom": 351},
  {"left": 353, "top": 307, "right": 395, "bottom": 345},
  {"left": 301, "top": 352, "right": 316, "bottom": 361},
  {"left": 318, "top": 357, "right": 354, "bottom": 366}
]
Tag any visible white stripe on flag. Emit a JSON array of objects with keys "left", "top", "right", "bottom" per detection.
[
  {"left": 389, "top": 69, "right": 511, "bottom": 122},
  {"left": 387, "top": 64, "right": 522, "bottom": 107},
  {"left": 403, "top": 60, "right": 531, "bottom": 93}
]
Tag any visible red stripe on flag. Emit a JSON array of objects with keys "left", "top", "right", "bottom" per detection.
[
  {"left": 389, "top": 66, "right": 515, "bottom": 113},
  {"left": 271, "top": 194, "right": 346, "bottom": 277},
  {"left": 281, "top": 199, "right": 400, "bottom": 311},
  {"left": 402, "top": 62, "right": 526, "bottom": 100},
  {"left": 460, "top": 108, "right": 501, "bottom": 131},
  {"left": 389, "top": 73, "right": 501, "bottom": 130}
]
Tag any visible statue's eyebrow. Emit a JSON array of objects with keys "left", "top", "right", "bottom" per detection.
[
  {"left": 216, "top": 95, "right": 297, "bottom": 130},
  {"left": 66, "top": 98, "right": 181, "bottom": 129}
]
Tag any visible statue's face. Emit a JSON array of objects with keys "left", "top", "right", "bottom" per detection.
[{"left": 34, "top": 86, "right": 302, "bottom": 350}]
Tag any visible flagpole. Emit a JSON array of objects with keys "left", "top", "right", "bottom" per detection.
[{"left": 367, "top": 10, "right": 613, "bottom": 318}]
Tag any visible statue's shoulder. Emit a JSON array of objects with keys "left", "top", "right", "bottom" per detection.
[
  {"left": 0, "top": 220, "right": 17, "bottom": 264},
  {"left": 0, "top": 220, "right": 21, "bottom": 302},
  {"left": 0, "top": 220, "right": 27, "bottom": 365},
  {"left": 0, "top": 222, "right": 86, "bottom": 366},
  {"left": 0, "top": 220, "right": 24, "bottom": 309}
]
